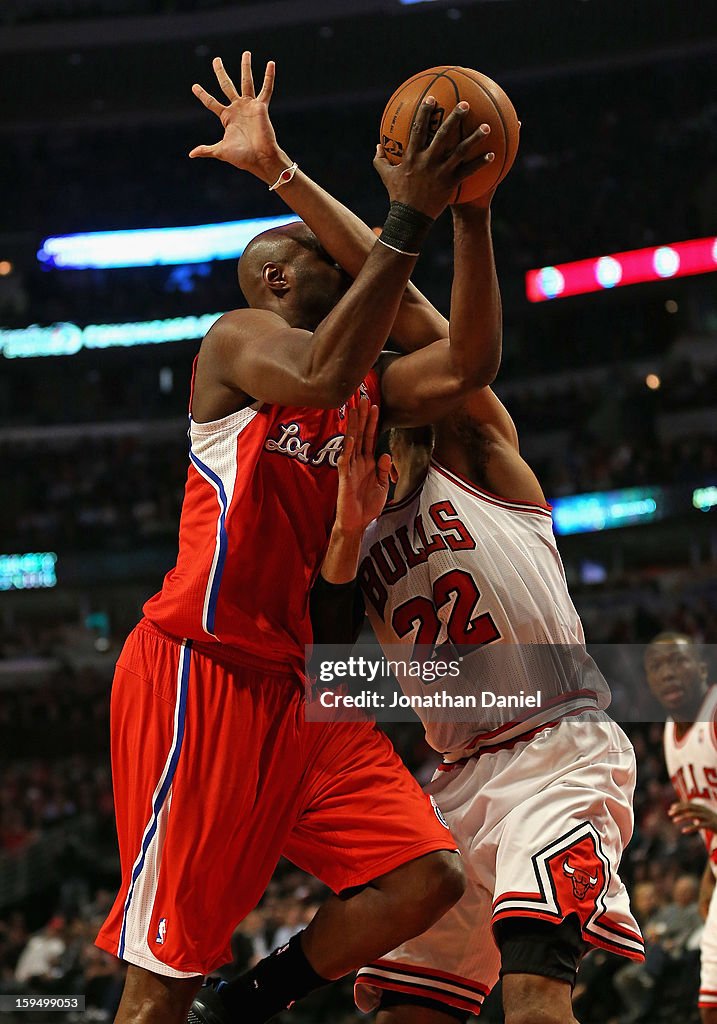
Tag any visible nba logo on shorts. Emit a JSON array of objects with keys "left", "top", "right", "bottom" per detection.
[
  {"left": 156, "top": 918, "right": 167, "bottom": 944},
  {"left": 430, "top": 797, "right": 450, "bottom": 830}
]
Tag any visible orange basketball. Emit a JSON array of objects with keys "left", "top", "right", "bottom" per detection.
[{"left": 380, "top": 66, "right": 520, "bottom": 204}]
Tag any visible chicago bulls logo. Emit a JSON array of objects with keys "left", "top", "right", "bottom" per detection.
[
  {"left": 492, "top": 824, "right": 644, "bottom": 962},
  {"left": 563, "top": 857, "right": 598, "bottom": 900}
]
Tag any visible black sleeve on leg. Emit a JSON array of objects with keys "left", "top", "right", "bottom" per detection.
[
  {"left": 495, "top": 914, "right": 587, "bottom": 986},
  {"left": 380, "top": 989, "right": 471, "bottom": 1023}
]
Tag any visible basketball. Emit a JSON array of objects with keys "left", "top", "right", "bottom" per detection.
[{"left": 380, "top": 66, "right": 520, "bottom": 204}]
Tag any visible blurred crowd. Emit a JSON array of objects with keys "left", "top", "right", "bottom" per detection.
[
  {"left": 0, "top": 902, "right": 126, "bottom": 1023},
  {"left": 2, "top": 435, "right": 187, "bottom": 552},
  {"left": 1, "top": 372, "right": 716, "bottom": 553},
  {"left": 0, "top": 755, "right": 112, "bottom": 853},
  {"left": 535, "top": 432, "right": 717, "bottom": 498}
]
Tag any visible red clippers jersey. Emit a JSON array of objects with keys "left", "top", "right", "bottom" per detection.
[{"left": 144, "top": 369, "right": 380, "bottom": 670}]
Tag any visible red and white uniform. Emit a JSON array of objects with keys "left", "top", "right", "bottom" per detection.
[
  {"left": 664, "top": 686, "right": 717, "bottom": 1010},
  {"left": 355, "top": 460, "right": 643, "bottom": 1018},
  {"left": 144, "top": 375, "right": 378, "bottom": 669},
  {"left": 358, "top": 457, "right": 611, "bottom": 760},
  {"left": 97, "top": 371, "right": 456, "bottom": 978}
]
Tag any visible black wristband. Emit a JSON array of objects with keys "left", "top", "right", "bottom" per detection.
[{"left": 377, "top": 201, "right": 435, "bottom": 257}]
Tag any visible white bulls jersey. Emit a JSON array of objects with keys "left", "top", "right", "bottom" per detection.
[
  {"left": 359, "top": 458, "right": 610, "bottom": 761},
  {"left": 664, "top": 687, "right": 717, "bottom": 877}
]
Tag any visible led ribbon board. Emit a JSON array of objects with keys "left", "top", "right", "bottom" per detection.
[
  {"left": 0, "top": 313, "right": 224, "bottom": 358},
  {"left": 0, "top": 553, "right": 57, "bottom": 590},
  {"left": 526, "top": 237, "right": 717, "bottom": 302},
  {"left": 552, "top": 488, "right": 663, "bottom": 536},
  {"left": 37, "top": 214, "right": 301, "bottom": 270}
]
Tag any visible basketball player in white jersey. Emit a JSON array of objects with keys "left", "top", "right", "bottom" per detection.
[
  {"left": 645, "top": 632, "right": 717, "bottom": 1023},
  {"left": 311, "top": 390, "right": 644, "bottom": 1024}
]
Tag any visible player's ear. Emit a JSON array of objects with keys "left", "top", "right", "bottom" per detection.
[
  {"left": 390, "top": 461, "right": 399, "bottom": 485},
  {"left": 262, "top": 262, "right": 289, "bottom": 295}
]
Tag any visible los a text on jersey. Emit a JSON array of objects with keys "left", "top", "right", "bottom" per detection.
[{"left": 265, "top": 421, "right": 345, "bottom": 468}]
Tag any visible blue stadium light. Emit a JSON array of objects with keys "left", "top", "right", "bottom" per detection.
[
  {"left": 552, "top": 488, "right": 662, "bottom": 536},
  {"left": 0, "top": 553, "right": 57, "bottom": 591},
  {"left": 693, "top": 486, "right": 717, "bottom": 512},
  {"left": 398, "top": 0, "right": 438, "bottom": 5},
  {"left": 0, "top": 313, "right": 224, "bottom": 358},
  {"left": 36, "top": 214, "right": 301, "bottom": 270}
]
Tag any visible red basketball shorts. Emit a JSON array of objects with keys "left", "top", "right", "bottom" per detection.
[{"left": 95, "top": 620, "right": 454, "bottom": 977}]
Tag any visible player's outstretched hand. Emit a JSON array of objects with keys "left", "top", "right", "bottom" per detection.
[
  {"left": 189, "top": 52, "right": 291, "bottom": 182},
  {"left": 335, "top": 399, "right": 391, "bottom": 534},
  {"left": 374, "top": 98, "right": 495, "bottom": 219},
  {"left": 668, "top": 800, "right": 717, "bottom": 835}
]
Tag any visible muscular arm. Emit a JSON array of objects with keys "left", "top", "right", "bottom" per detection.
[
  {"left": 379, "top": 202, "right": 548, "bottom": 506},
  {"left": 197, "top": 239, "right": 421, "bottom": 410},
  {"left": 190, "top": 55, "right": 490, "bottom": 413},
  {"left": 256, "top": 161, "right": 449, "bottom": 352},
  {"left": 191, "top": 53, "right": 450, "bottom": 354},
  {"left": 380, "top": 204, "right": 501, "bottom": 428},
  {"left": 310, "top": 401, "right": 384, "bottom": 648},
  {"left": 700, "top": 860, "right": 716, "bottom": 921}
]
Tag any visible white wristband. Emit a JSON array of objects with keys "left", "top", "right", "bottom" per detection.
[
  {"left": 268, "top": 161, "right": 298, "bottom": 191},
  {"left": 376, "top": 236, "right": 420, "bottom": 258}
]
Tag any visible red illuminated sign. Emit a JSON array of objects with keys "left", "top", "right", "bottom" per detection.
[{"left": 526, "top": 237, "right": 717, "bottom": 302}]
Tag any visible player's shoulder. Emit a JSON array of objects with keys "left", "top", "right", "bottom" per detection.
[{"left": 203, "top": 307, "right": 289, "bottom": 350}]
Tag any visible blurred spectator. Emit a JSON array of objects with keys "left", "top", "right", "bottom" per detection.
[
  {"left": 15, "top": 916, "right": 66, "bottom": 985},
  {"left": 612, "top": 875, "right": 702, "bottom": 1023}
]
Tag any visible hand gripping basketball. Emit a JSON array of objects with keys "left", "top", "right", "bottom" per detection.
[{"left": 373, "top": 97, "right": 495, "bottom": 220}]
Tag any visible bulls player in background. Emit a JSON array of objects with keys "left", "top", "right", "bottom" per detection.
[
  {"left": 645, "top": 633, "right": 717, "bottom": 1023},
  {"left": 309, "top": 388, "right": 645, "bottom": 1017},
  {"left": 96, "top": 53, "right": 507, "bottom": 1024}
]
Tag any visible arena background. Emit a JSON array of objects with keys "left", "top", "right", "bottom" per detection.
[{"left": 1, "top": 1, "right": 715, "bottom": 1021}]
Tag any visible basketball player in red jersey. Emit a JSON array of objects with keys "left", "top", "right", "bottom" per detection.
[
  {"left": 646, "top": 633, "right": 717, "bottom": 1023},
  {"left": 96, "top": 54, "right": 503, "bottom": 1024}
]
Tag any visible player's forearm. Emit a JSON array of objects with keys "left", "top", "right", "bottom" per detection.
[
  {"left": 321, "top": 527, "right": 364, "bottom": 584},
  {"left": 447, "top": 204, "right": 502, "bottom": 387},
  {"left": 310, "top": 529, "right": 363, "bottom": 648},
  {"left": 259, "top": 159, "right": 448, "bottom": 353},
  {"left": 303, "top": 242, "right": 420, "bottom": 405},
  {"left": 260, "top": 157, "right": 384, "bottom": 278}
]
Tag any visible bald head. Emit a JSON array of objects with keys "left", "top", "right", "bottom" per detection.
[
  {"left": 238, "top": 223, "right": 322, "bottom": 307},
  {"left": 236, "top": 221, "right": 350, "bottom": 330}
]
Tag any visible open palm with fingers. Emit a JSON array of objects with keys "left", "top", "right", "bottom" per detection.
[
  {"left": 190, "top": 52, "right": 287, "bottom": 181},
  {"left": 336, "top": 400, "right": 391, "bottom": 534}
]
